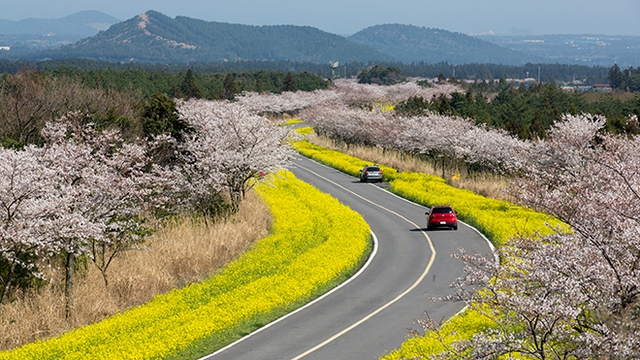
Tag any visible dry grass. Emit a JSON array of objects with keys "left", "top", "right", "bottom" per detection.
[
  {"left": 0, "top": 190, "right": 271, "bottom": 351},
  {"left": 580, "top": 90, "right": 636, "bottom": 103},
  {"left": 308, "top": 134, "right": 512, "bottom": 201}
]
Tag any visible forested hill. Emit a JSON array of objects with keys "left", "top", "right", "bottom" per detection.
[
  {"left": 32, "top": 11, "right": 394, "bottom": 64},
  {"left": 349, "top": 24, "right": 540, "bottom": 65}
]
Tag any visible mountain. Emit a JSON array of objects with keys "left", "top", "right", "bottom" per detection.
[
  {"left": 0, "top": 10, "right": 119, "bottom": 38},
  {"left": 30, "top": 11, "right": 394, "bottom": 64},
  {"left": 7, "top": 11, "right": 628, "bottom": 67},
  {"left": 349, "top": 24, "right": 540, "bottom": 65}
]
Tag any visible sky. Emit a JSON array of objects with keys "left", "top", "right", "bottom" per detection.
[{"left": 2, "top": 0, "right": 640, "bottom": 37}]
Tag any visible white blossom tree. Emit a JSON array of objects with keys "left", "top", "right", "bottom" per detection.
[
  {"left": 177, "top": 99, "right": 293, "bottom": 213},
  {"left": 236, "top": 78, "right": 462, "bottom": 117},
  {"left": 422, "top": 114, "right": 640, "bottom": 359},
  {"left": 38, "top": 112, "right": 179, "bottom": 316},
  {"left": 300, "top": 101, "right": 527, "bottom": 174},
  {"left": 0, "top": 146, "right": 56, "bottom": 303}
]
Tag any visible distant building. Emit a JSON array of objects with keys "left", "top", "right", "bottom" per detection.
[
  {"left": 592, "top": 83, "right": 612, "bottom": 92},
  {"left": 562, "top": 84, "right": 613, "bottom": 93}
]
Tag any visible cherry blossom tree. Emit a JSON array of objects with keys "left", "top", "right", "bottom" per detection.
[
  {"left": 332, "top": 78, "right": 462, "bottom": 106},
  {"left": 300, "top": 102, "right": 528, "bottom": 175},
  {"left": 236, "top": 89, "right": 341, "bottom": 116},
  {"left": 506, "top": 114, "right": 640, "bottom": 356},
  {"left": 177, "top": 99, "right": 293, "bottom": 213},
  {"left": 38, "top": 111, "right": 181, "bottom": 316},
  {"left": 236, "top": 78, "right": 463, "bottom": 117},
  {"left": 299, "top": 103, "right": 391, "bottom": 146},
  {"left": 422, "top": 114, "right": 640, "bottom": 359},
  {"left": 0, "top": 146, "right": 55, "bottom": 303},
  {"left": 0, "top": 109, "right": 182, "bottom": 315}
]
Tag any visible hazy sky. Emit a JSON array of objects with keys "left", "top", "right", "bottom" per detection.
[{"left": 2, "top": 0, "right": 640, "bottom": 36}]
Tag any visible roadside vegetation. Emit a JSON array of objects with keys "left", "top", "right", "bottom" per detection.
[
  {"left": 283, "top": 80, "right": 639, "bottom": 357},
  {"left": 0, "top": 191, "right": 270, "bottom": 351},
  {"left": 294, "top": 138, "right": 562, "bottom": 248},
  {"left": 241, "top": 77, "right": 640, "bottom": 358},
  {"left": 307, "top": 134, "right": 510, "bottom": 201}
]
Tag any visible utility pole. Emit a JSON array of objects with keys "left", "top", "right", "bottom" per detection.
[{"left": 538, "top": 66, "right": 541, "bottom": 83}]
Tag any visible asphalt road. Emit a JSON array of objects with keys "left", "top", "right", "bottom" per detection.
[{"left": 202, "top": 155, "right": 493, "bottom": 360}]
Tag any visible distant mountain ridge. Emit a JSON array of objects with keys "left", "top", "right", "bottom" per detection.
[
  {"left": 31, "top": 11, "right": 394, "bottom": 64},
  {"left": 2, "top": 10, "right": 634, "bottom": 66},
  {"left": 349, "top": 24, "right": 541, "bottom": 65},
  {"left": 0, "top": 10, "right": 119, "bottom": 38}
]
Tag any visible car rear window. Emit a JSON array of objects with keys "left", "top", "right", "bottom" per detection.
[
  {"left": 431, "top": 207, "right": 453, "bottom": 214},
  {"left": 367, "top": 167, "right": 380, "bottom": 171}
]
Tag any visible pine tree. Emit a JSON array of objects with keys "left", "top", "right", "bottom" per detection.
[
  {"left": 608, "top": 64, "right": 623, "bottom": 89},
  {"left": 282, "top": 72, "right": 298, "bottom": 92},
  {"left": 223, "top": 73, "right": 239, "bottom": 100},
  {"left": 181, "top": 69, "right": 203, "bottom": 99}
]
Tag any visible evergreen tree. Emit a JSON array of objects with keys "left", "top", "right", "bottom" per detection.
[
  {"left": 529, "top": 111, "right": 546, "bottom": 139},
  {"left": 141, "top": 92, "right": 188, "bottom": 141},
  {"left": 358, "top": 66, "right": 405, "bottom": 85},
  {"left": 395, "top": 96, "right": 431, "bottom": 116},
  {"left": 181, "top": 69, "right": 203, "bottom": 99},
  {"left": 608, "top": 64, "right": 623, "bottom": 89},
  {"left": 255, "top": 78, "right": 264, "bottom": 93},
  {"left": 282, "top": 72, "right": 298, "bottom": 92},
  {"left": 223, "top": 73, "right": 240, "bottom": 100}
]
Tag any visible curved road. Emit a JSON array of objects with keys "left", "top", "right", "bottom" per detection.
[{"left": 203, "top": 155, "right": 493, "bottom": 359}]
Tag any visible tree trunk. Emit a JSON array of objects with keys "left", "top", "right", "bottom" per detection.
[
  {"left": 101, "top": 268, "right": 109, "bottom": 289},
  {"left": 0, "top": 259, "right": 16, "bottom": 304},
  {"left": 65, "top": 252, "right": 75, "bottom": 320}
]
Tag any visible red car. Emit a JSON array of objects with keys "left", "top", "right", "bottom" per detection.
[{"left": 426, "top": 205, "right": 458, "bottom": 230}]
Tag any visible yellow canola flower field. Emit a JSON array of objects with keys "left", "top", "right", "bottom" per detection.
[
  {"left": 389, "top": 172, "right": 563, "bottom": 247},
  {"left": 0, "top": 171, "right": 371, "bottom": 360},
  {"left": 294, "top": 139, "right": 563, "bottom": 247}
]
